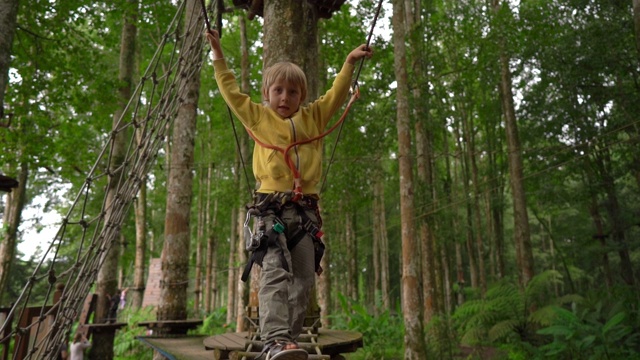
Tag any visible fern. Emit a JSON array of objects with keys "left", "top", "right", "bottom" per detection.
[
  {"left": 537, "top": 294, "right": 640, "bottom": 359},
  {"left": 453, "top": 270, "right": 572, "bottom": 350}
]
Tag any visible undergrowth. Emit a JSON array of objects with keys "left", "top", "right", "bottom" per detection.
[{"left": 331, "top": 293, "right": 404, "bottom": 360}]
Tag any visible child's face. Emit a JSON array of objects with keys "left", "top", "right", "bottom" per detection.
[{"left": 264, "top": 79, "right": 302, "bottom": 119}]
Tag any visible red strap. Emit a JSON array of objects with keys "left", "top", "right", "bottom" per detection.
[{"left": 246, "top": 88, "right": 361, "bottom": 199}]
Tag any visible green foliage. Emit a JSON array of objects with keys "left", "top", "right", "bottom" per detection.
[
  {"left": 453, "top": 270, "right": 578, "bottom": 354},
  {"left": 331, "top": 293, "right": 403, "bottom": 360},
  {"left": 195, "top": 307, "right": 236, "bottom": 335},
  {"left": 536, "top": 295, "right": 640, "bottom": 359},
  {"left": 113, "top": 307, "right": 155, "bottom": 360}
]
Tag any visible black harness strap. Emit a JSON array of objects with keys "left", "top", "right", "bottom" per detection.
[
  {"left": 241, "top": 226, "right": 289, "bottom": 282},
  {"left": 241, "top": 195, "right": 326, "bottom": 282}
]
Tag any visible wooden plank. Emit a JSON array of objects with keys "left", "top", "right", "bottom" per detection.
[
  {"left": 137, "top": 336, "right": 212, "bottom": 360},
  {"left": 203, "top": 332, "right": 247, "bottom": 351},
  {"left": 138, "top": 319, "right": 203, "bottom": 335},
  {"left": 203, "top": 329, "right": 363, "bottom": 359}
]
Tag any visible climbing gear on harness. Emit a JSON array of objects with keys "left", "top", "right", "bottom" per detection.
[{"left": 241, "top": 192, "right": 326, "bottom": 281}]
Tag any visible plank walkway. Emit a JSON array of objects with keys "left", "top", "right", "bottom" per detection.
[
  {"left": 137, "top": 329, "right": 363, "bottom": 360},
  {"left": 137, "top": 335, "right": 211, "bottom": 360},
  {"left": 203, "top": 328, "right": 363, "bottom": 360}
]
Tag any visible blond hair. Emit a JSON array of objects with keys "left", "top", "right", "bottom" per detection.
[{"left": 262, "top": 62, "right": 307, "bottom": 105}]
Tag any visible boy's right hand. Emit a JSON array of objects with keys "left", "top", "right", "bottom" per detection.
[{"left": 205, "top": 29, "right": 224, "bottom": 60}]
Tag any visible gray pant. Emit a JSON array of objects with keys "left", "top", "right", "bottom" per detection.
[{"left": 258, "top": 203, "right": 317, "bottom": 343}]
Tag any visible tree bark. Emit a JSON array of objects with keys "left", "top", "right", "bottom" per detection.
[
  {"left": 0, "top": 162, "right": 27, "bottom": 303},
  {"left": 194, "top": 165, "right": 205, "bottom": 312},
  {"left": 492, "top": 0, "right": 535, "bottom": 287},
  {"left": 131, "top": 174, "right": 146, "bottom": 310},
  {"left": 262, "top": 0, "right": 319, "bottom": 98},
  {"left": 392, "top": 0, "right": 426, "bottom": 357},
  {"left": 226, "top": 207, "right": 238, "bottom": 324},
  {"left": 236, "top": 15, "right": 252, "bottom": 332},
  {"left": 155, "top": 0, "right": 202, "bottom": 349},
  {"left": 415, "top": 123, "right": 439, "bottom": 322},
  {"left": 593, "top": 149, "right": 635, "bottom": 286},
  {"left": 205, "top": 165, "right": 216, "bottom": 312},
  {"left": 92, "top": 1, "right": 137, "bottom": 357},
  {"left": 0, "top": 0, "right": 19, "bottom": 118}
]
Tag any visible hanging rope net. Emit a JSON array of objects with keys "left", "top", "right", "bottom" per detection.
[{"left": 0, "top": 1, "right": 207, "bottom": 358}]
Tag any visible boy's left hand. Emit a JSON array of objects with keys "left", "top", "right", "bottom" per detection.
[{"left": 347, "top": 44, "right": 373, "bottom": 65}]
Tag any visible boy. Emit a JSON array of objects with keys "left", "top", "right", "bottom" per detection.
[{"left": 205, "top": 29, "right": 372, "bottom": 360}]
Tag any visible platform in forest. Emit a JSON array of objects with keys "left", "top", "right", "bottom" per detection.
[
  {"left": 203, "top": 328, "right": 363, "bottom": 360},
  {"left": 137, "top": 328, "right": 363, "bottom": 360},
  {"left": 137, "top": 335, "right": 211, "bottom": 360}
]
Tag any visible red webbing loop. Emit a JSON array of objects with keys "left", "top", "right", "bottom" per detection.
[{"left": 246, "top": 87, "right": 361, "bottom": 199}]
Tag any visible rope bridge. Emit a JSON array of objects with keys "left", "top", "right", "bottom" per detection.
[{"left": 0, "top": 1, "right": 208, "bottom": 358}]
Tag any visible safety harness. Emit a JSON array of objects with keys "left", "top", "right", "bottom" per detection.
[{"left": 241, "top": 193, "right": 325, "bottom": 282}]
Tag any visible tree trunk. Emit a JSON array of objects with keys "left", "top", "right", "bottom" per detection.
[
  {"left": 0, "top": 0, "right": 19, "bottom": 118},
  {"left": 588, "top": 199, "right": 613, "bottom": 290},
  {"left": 372, "top": 176, "right": 382, "bottom": 314},
  {"left": 454, "top": 125, "right": 479, "bottom": 290},
  {"left": 345, "top": 212, "right": 357, "bottom": 300},
  {"left": 317, "top": 221, "right": 331, "bottom": 326},
  {"left": 262, "top": 0, "right": 319, "bottom": 98},
  {"left": 194, "top": 165, "right": 205, "bottom": 312},
  {"left": 594, "top": 149, "right": 635, "bottom": 286},
  {"left": 415, "top": 123, "right": 438, "bottom": 322},
  {"left": 205, "top": 165, "right": 216, "bottom": 312},
  {"left": 236, "top": 15, "right": 252, "bottom": 332},
  {"left": 155, "top": 0, "right": 202, "bottom": 348},
  {"left": 131, "top": 174, "right": 146, "bottom": 310},
  {"left": 0, "top": 162, "right": 27, "bottom": 303},
  {"left": 492, "top": 0, "right": 535, "bottom": 287},
  {"left": 392, "top": 0, "right": 426, "bottom": 357},
  {"left": 464, "top": 114, "right": 487, "bottom": 294},
  {"left": 92, "top": 2, "right": 137, "bottom": 357},
  {"left": 378, "top": 182, "right": 391, "bottom": 311},
  {"left": 226, "top": 207, "right": 238, "bottom": 325}
]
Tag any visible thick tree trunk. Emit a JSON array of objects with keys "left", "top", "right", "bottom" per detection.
[
  {"left": 415, "top": 123, "right": 438, "bottom": 322},
  {"left": 492, "top": 0, "right": 535, "bottom": 287},
  {"left": 595, "top": 150, "right": 635, "bottom": 286},
  {"left": 0, "top": 162, "right": 27, "bottom": 303},
  {"left": 236, "top": 13, "right": 251, "bottom": 333},
  {"left": 262, "top": 0, "right": 318, "bottom": 83},
  {"left": 92, "top": 2, "right": 137, "bottom": 357},
  {"left": 0, "top": 0, "right": 19, "bottom": 118},
  {"left": 155, "top": 1, "right": 202, "bottom": 353},
  {"left": 392, "top": 0, "right": 426, "bottom": 357}
]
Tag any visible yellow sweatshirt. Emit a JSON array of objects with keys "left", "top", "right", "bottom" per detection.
[{"left": 213, "top": 59, "right": 355, "bottom": 195}]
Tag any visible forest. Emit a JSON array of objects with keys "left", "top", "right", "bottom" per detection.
[{"left": 1, "top": 0, "right": 640, "bottom": 359}]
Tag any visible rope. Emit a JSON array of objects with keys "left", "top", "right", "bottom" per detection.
[
  {"left": 0, "top": 1, "right": 207, "bottom": 358},
  {"left": 200, "top": 0, "right": 254, "bottom": 197},
  {"left": 320, "top": 0, "right": 384, "bottom": 195}
]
